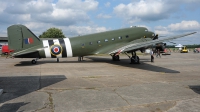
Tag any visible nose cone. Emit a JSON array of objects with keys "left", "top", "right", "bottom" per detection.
[
  {"left": 149, "top": 31, "right": 156, "bottom": 37},
  {"left": 146, "top": 31, "right": 156, "bottom": 39}
]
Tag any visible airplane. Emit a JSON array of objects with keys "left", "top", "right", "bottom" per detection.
[{"left": 7, "top": 24, "right": 196, "bottom": 64}]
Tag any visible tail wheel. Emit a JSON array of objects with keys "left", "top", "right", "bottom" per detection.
[{"left": 31, "top": 60, "right": 37, "bottom": 64}]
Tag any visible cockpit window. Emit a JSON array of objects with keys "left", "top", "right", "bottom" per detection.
[{"left": 145, "top": 29, "right": 148, "bottom": 32}]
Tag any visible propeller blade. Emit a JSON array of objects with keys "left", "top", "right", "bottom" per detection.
[{"left": 152, "top": 34, "right": 158, "bottom": 40}]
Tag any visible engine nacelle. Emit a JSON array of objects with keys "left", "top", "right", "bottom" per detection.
[
  {"left": 155, "top": 43, "right": 166, "bottom": 51},
  {"left": 140, "top": 47, "right": 146, "bottom": 53}
]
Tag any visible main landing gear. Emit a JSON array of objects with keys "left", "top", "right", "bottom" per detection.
[
  {"left": 130, "top": 51, "right": 140, "bottom": 64},
  {"left": 112, "top": 54, "right": 120, "bottom": 61},
  {"left": 78, "top": 56, "right": 84, "bottom": 61},
  {"left": 115, "top": 51, "right": 140, "bottom": 64}
]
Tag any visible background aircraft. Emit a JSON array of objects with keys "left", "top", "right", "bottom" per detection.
[{"left": 7, "top": 25, "right": 196, "bottom": 64}]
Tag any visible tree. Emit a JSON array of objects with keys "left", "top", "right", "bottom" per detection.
[{"left": 39, "top": 27, "right": 65, "bottom": 38}]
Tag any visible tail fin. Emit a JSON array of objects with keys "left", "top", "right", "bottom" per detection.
[{"left": 7, "top": 25, "right": 41, "bottom": 52}]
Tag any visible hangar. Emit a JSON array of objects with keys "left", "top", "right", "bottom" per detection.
[{"left": 0, "top": 37, "right": 8, "bottom": 45}]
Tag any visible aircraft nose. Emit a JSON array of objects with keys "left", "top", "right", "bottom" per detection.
[
  {"left": 147, "top": 31, "right": 155, "bottom": 38},
  {"left": 150, "top": 31, "right": 155, "bottom": 37}
]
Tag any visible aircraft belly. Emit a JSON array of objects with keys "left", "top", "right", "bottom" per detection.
[{"left": 42, "top": 38, "right": 73, "bottom": 58}]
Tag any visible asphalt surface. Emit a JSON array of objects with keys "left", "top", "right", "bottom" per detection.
[{"left": 0, "top": 53, "right": 200, "bottom": 112}]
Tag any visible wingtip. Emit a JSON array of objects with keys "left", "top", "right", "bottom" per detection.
[
  {"left": 192, "top": 32, "right": 197, "bottom": 34},
  {"left": 187, "top": 32, "right": 197, "bottom": 35}
]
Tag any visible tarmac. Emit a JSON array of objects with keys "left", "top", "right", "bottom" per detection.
[{"left": 0, "top": 52, "right": 200, "bottom": 112}]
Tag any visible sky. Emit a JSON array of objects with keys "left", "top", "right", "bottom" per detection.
[{"left": 0, "top": 0, "right": 200, "bottom": 45}]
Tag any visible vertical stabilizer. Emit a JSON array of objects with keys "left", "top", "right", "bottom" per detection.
[{"left": 7, "top": 25, "right": 41, "bottom": 52}]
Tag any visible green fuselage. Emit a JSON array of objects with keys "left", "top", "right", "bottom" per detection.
[
  {"left": 8, "top": 25, "right": 154, "bottom": 58},
  {"left": 70, "top": 27, "right": 154, "bottom": 57}
]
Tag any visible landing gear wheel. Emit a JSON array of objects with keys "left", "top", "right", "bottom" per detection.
[
  {"left": 130, "top": 56, "right": 140, "bottom": 64},
  {"left": 112, "top": 55, "right": 120, "bottom": 61},
  {"left": 31, "top": 59, "right": 37, "bottom": 64},
  {"left": 135, "top": 56, "right": 140, "bottom": 64}
]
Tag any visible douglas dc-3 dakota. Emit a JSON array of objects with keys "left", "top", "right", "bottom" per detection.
[{"left": 7, "top": 25, "right": 196, "bottom": 64}]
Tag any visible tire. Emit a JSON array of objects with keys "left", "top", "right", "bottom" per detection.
[
  {"left": 112, "top": 55, "right": 120, "bottom": 61},
  {"left": 135, "top": 56, "right": 140, "bottom": 64},
  {"left": 131, "top": 56, "right": 140, "bottom": 64},
  {"left": 31, "top": 60, "right": 37, "bottom": 64}
]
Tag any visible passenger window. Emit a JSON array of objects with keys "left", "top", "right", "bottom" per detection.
[
  {"left": 97, "top": 40, "right": 101, "bottom": 43},
  {"left": 111, "top": 38, "right": 115, "bottom": 41},
  {"left": 105, "top": 39, "right": 108, "bottom": 42},
  {"left": 126, "top": 35, "right": 129, "bottom": 38},
  {"left": 89, "top": 42, "right": 92, "bottom": 45},
  {"left": 118, "top": 36, "right": 122, "bottom": 39},
  {"left": 82, "top": 43, "right": 85, "bottom": 46}
]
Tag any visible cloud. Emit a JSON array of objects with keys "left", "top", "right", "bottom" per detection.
[
  {"left": 154, "top": 21, "right": 200, "bottom": 45},
  {"left": 113, "top": 0, "right": 199, "bottom": 24},
  {"left": 0, "top": 29, "right": 7, "bottom": 36},
  {"left": 55, "top": 0, "right": 98, "bottom": 11},
  {"left": 4, "top": 0, "right": 53, "bottom": 14},
  {"left": 113, "top": 0, "right": 175, "bottom": 23},
  {"left": 0, "top": 0, "right": 101, "bottom": 36},
  {"left": 21, "top": 22, "right": 108, "bottom": 37},
  {"left": 154, "top": 20, "right": 200, "bottom": 36},
  {"left": 168, "top": 21, "right": 200, "bottom": 31},
  {"left": 97, "top": 13, "right": 112, "bottom": 19},
  {"left": 105, "top": 2, "right": 110, "bottom": 7},
  {"left": 0, "top": 0, "right": 99, "bottom": 26},
  {"left": 56, "top": 25, "right": 108, "bottom": 37},
  {"left": 33, "top": 7, "right": 90, "bottom": 26}
]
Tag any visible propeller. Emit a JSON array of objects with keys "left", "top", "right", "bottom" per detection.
[
  {"left": 151, "top": 34, "right": 167, "bottom": 51},
  {"left": 152, "top": 34, "right": 158, "bottom": 40}
]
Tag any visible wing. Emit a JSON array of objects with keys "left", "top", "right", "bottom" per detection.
[{"left": 109, "top": 32, "right": 196, "bottom": 54}]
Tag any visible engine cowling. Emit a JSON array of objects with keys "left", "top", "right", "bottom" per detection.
[{"left": 155, "top": 43, "right": 166, "bottom": 52}]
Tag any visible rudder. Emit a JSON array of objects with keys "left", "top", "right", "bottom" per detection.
[{"left": 7, "top": 25, "right": 41, "bottom": 52}]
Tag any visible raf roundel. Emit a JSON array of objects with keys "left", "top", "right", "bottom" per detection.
[{"left": 50, "top": 44, "right": 62, "bottom": 56}]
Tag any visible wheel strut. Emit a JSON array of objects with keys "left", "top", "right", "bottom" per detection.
[
  {"left": 112, "top": 54, "right": 120, "bottom": 61},
  {"left": 130, "top": 51, "right": 140, "bottom": 64}
]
